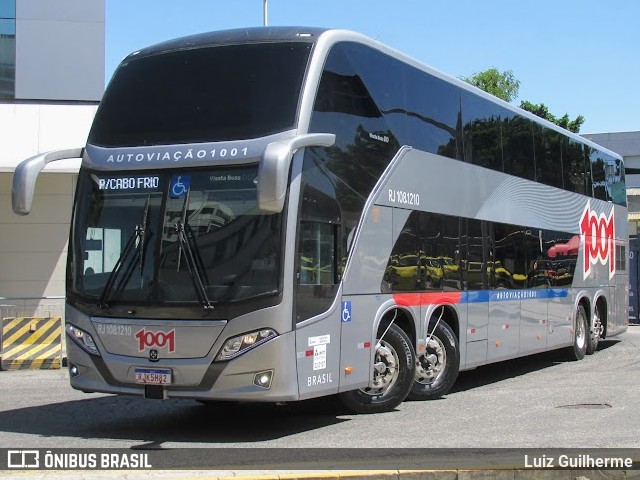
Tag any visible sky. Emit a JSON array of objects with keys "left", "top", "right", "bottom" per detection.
[{"left": 105, "top": 0, "right": 640, "bottom": 135}]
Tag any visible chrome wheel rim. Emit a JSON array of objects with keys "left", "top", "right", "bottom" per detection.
[
  {"left": 576, "top": 313, "right": 586, "bottom": 349},
  {"left": 594, "top": 311, "right": 603, "bottom": 336},
  {"left": 415, "top": 336, "right": 446, "bottom": 385},
  {"left": 361, "top": 339, "right": 399, "bottom": 396}
]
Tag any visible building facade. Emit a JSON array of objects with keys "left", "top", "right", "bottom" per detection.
[
  {"left": 582, "top": 131, "right": 640, "bottom": 323},
  {"left": 0, "top": 0, "right": 104, "bottom": 318}
]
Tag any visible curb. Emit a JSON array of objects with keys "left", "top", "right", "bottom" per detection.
[{"left": 2, "top": 469, "right": 635, "bottom": 480}]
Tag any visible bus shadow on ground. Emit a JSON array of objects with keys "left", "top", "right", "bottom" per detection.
[
  {"left": 449, "top": 338, "right": 620, "bottom": 394},
  {"left": 0, "top": 338, "right": 622, "bottom": 445},
  {"left": 0, "top": 394, "right": 348, "bottom": 445}
]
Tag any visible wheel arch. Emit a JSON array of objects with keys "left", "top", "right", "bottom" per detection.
[
  {"left": 423, "top": 303, "right": 460, "bottom": 341},
  {"left": 374, "top": 300, "right": 417, "bottom": 348},
  {"left": 575, "top": 291, "right": 592, "bottom": 326}
]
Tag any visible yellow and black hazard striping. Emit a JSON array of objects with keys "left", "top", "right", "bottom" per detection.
[{"left": 0, "top": 317, "right": 62, "bottom": 370}]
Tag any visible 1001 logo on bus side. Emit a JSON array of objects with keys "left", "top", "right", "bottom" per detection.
[{"left": 580, "top": 201, "right": 615, "bottom": 280}]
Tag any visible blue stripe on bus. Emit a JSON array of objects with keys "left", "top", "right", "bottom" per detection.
[
  {"left": 394, "top": 289, "right": 570, "bottom": 307},
  {"left": 463, "top": 289, "right": 569, "bottom": 303}
]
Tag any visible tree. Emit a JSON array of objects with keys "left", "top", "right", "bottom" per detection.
[
  {"left": 460, "top": 67, "right": 520, "bottom": 102},
  {"left": 461, "top": 68, "right": 585, "bottom": 133},
  {"left": 518, "top": 100, "right": 584, "bottom": 133}
]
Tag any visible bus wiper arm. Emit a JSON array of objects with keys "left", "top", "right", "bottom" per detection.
[
  {"left": 138, "top": 194, "right": 151, "bottom": 273},
  {"left": 175, "top": 220, "right": 214, "bottom": 310}
]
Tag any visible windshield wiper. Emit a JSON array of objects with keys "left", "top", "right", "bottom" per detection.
[
  {"left": 138, "top": 194, "right": 151, "bottom": 273},
  {"left": 174, "top": 190, "right": 213, "bottom": 310},
  {"left": 175, "top": 219, "right": 214, "bottom": 310},
  {"left": 98, "top": 195, "right": 152, "bottom": 309}
]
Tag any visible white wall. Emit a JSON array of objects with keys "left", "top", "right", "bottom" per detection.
[
  {"left": 0, "top": 103, "right": 97, "bottom": 172},
  {"left": 0, "top": 103, "right": 95, "bottom": 318},
  {"left": 0, "top": 172, "right": 75, "bottom": 318}
]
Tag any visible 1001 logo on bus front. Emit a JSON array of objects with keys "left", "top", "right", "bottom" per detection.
[
  {"left": 135, "top": 328, "right": 176, "bottom": 353},
  {"left": 580, "top": 201, "right": 615, "bottom": 280}
]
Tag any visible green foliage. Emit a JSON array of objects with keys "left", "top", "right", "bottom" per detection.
[
  {"left": 460, "top": 67, "right": 520, "bottom": 102},
  {"left": 461, "top": 68, "right": 586, "bottom": 133},
  {"left": 519, "top": 100, "right": 585, "bottom": 133}
]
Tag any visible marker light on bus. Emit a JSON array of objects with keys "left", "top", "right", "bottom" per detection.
[
  {"left": 66, "top": 323, "right": 100, "bottom": 356},
  {"left": 216, "top": 329, "right": 277, "bottom": 361}
]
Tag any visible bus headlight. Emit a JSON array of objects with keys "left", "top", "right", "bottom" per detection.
[
  {"left": 66, "top": 323, "right": 100, "bottom": 356},
  {"left": 215, "top": 329, "right": 277, "bottom": 361}
]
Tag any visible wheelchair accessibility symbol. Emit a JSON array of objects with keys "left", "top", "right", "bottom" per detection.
[
  {"left": 341, "top": 301, "right": 352, "bottom": 322},
  {"left": 170, "top": 175, "right": 191, "bottom": 197}
]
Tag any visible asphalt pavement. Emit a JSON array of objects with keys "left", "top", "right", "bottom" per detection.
[{"left": 1, "top": 326, "right": 639, "bottom": 479}]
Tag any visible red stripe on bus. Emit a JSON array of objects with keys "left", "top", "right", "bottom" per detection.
[{"left": 392, "top": 292, "right": 463, "bottom": 307}]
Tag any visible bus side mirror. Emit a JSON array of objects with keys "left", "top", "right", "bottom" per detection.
[
  {"left": 257, "top": 133, "right": 335, "bottom": 214},
  {"left": 12, "top": 148, "right": 84, "bottom": 215}
]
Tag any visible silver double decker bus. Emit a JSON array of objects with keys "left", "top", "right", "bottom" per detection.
[{"left": 13, "top": 27, "right": 628, "bottom": 413}]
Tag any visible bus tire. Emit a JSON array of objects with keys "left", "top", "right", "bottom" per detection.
[
  {"left": 568, "top": 304, "right": 588, "bottom": 361},
  {"left": 408, "top": 318, "right": 459, "bottom": 401},
  {"left": 338, "top": 323, "right": 415, "bottom": 414},
  {"left": 586, "top": 306, "right": 601, "bottom": 355}
]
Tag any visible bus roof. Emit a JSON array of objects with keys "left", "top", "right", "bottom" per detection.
[
  {"left": 121, "top": 26, "right": 621, "bottom": 162},
  {"left": 129, "top": 26, "right": 328, "bottom": 58}
]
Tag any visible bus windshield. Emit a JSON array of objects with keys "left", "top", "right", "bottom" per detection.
[
  {"left": 69, "top": 165, "right": 282, "bottom": 308},
  {"left": 88, "top": 42, "right": 312, "bottom": 147}
]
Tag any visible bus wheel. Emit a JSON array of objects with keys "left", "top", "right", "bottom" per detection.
[
  {"left": 568, "top": 304, "right": 588, "bottom": 361},
  {"left": 408, "top": 319, "right": 459, "bottom": 401},
  {"left": 339, "top": 323, "right": 415, "bottom": 414},
  {"left": 586, "top": 306, "right": 601, "bottom": 355}
]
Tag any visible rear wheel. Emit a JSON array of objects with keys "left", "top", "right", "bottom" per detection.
[
  {"left": 408, "top": 318, "right": 459, "bottom": 401},
  {"left": 339, "top": 323, "right": 415, "bottom": 414},
  {"left": 568, "top": 304, "right": 588, "bottom": 361},
  {"left": 586, "top": 306, "right": 601, "bottom": 355}
]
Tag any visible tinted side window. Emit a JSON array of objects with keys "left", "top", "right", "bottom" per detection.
[
  {"left": 537, "top": 127, "right": 565, "bottom": 190},
  {"left": 383, "top": 211, "right": 461, "bottom": 293},
  {"left": 441, "top": 215, "right": 462, "bottom": 291},
  {"left": 589, "top": 147, "right": 609, "bottom": 201},
  {"left": 463, "top": 219, "right": 487, "bottom": 290},
  {"left": 384, "top": 211, "right": 422, "bottom": 292},
  {"left": 492, "top": 223, "right": 527, "bottom": 289},
  {"left": 503, "top": 115, "right": 535, "bottom": 180},
  {"left": 542, "top": 230, "right": 578, "bottom": 287},
  {"left": 604, "top": 152, "right": 627, "bottom": 206},
  {"left": 524, "top": 229, "right": 549, "bottom": 289},
  {"left": 310, "top": 43, "right": 402, "bottom": 201},
  {"left": 402, "top": 68, "right": 462, "bottom": 159},
  {"left": 585, "top": 150, "right": 626, "bottom": 205},
  {"left": 565, "top": 139, "right": 588, "bottom": 195},
  {"left": 462, "top": 91, "right": 504, "bottom": 171}
]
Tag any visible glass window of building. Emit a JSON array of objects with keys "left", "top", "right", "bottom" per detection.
[{"left": 0, "top": 0, "right": 15, "bottom": 99}]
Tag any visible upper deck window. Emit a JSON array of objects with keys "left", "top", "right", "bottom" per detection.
[{"left": 89, "top": 42, "right": 312, "bottom": 147}]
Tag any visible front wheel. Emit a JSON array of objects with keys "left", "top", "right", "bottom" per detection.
[
  {"left": 567, "top": 304, "right": 588, "bottom": 361},
  {"left": 339, "top": 323, "right": 415, "bottom": 414},
  {"left": 408, "top": 318, "right": 459, "bottom": 401}
]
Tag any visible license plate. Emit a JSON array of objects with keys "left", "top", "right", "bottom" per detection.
[{"left": 135, "top": 368, "right": 172, "bottom": 384}]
